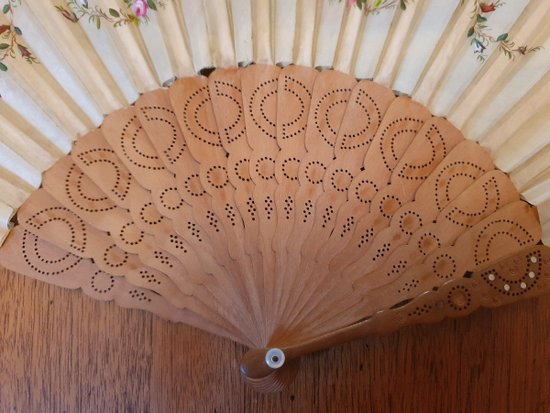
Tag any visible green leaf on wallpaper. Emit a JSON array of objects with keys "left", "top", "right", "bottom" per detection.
[
  {"left": 0, "top": 62, "right": 7, "bottom": 71},
  {"left": 2, "top": 4, "right": 9, "bottom": 14},
  {"left": 497, "top": 33, "right": 508, "bottom": 42},
  {"left": 14, "top": 26, "right": 21, "bottom": 35},
  {"left": 373, "top": 0, "right": 383, "bottom": 9},
  {"left": 0, "top": 43, "right": 9, "bottom": 49},
  {"left": 147, "top": 0, "right": 157, "bottom": 11},
  {"left": 109, "top": 8, "right": 120, "bottom": 18},
  {"left": 476, "top": 14, "right": 487, "bottom": 23}
]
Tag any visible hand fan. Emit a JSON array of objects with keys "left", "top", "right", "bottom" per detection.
[{"left": 1, "top": 63, "right": 549, "bottom": 393}]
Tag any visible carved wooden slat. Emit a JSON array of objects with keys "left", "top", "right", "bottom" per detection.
[
  {"left": 271, "top": 65, "right": 318, "bottom": 329},
  {"left": 240, "top": 64, "right": 282, "bottom": 335},
  {"left": 169, "top": 75, "right": 264, "bottom": 344},
  {"left": 277, "top": 70, "right": 356, "bottom": 331},
  {"left": 208, "top": 68, "right": 264, "bottom": 309}
]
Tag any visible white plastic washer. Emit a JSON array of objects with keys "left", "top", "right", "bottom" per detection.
[{"left": 265, "top": 348, "right": 285, "bottom": 369}]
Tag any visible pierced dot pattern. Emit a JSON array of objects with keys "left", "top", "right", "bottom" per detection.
[
  {"left": 139, "top": 269, "right": 162, "bottom": 286},
  {"left": 303, "top": 200, "right": 313, "bottom": 223},
  {"left": 129, "top": 289, "right": 152, "bottom": 303}
]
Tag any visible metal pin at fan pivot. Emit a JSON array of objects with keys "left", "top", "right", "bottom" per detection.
[{"left": 265, "top": 348, "right": 285, "bottom": 369}]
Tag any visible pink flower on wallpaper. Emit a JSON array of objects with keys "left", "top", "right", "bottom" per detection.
[{"left": 132, "top": 0, "right": 148, "bottom": 17}]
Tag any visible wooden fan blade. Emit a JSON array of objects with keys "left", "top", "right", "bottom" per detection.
[
  {"left": 170, "top": 75, "right": 266, "bottom": 345},
  {"left": 276, "top": 70, "right": 356, "bottom": 336},
  {"left": 271, "top": 65, "right": 318, "bottom": 332}
]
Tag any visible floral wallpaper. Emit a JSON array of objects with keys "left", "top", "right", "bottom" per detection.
[{"left": 0, "top": 0, "right": 541, "bottom": 72}]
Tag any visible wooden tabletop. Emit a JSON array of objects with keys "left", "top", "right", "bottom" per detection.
[{"left": 0, "top": 266, "right": 548, "bottom": 413}]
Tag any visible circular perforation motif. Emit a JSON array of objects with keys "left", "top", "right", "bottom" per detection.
[
  {"left": 304, "top": 160, "right": 326, "bottom": 185},
  {"left": 482, "top": 251, "right": 541, "bottom": 296},
  {"left": 398, "top": 211, "right": 423, "bottom": 236},
  {"left": 353, "top": 179, "right": 378, "bottom": 205},
  {"left": 431, "top": 253, "right": 457, "bottom": 279},
  {"left": 213, "top": 80, "right": 245, "bottom": 144},
  {"left": 338, "top": 89, "right": 379, "bottom": 150},
  {"left": 90, "top": 270, "right": 116, "bottom": 293},
  {"left": 120, "top": 115, "right": 165, "bottom": 171},
  {"left": 444, "top": 177, "right": 501, "bottom": 228},
  {"left": 282, "top": 157, "right": 300, "bottom": 181},
  {"left": 159, "top": 187, "right": 185, "bottom": 211},
  {"left": 26, "top": 207, "right": 88, "bottom": 254},
  {"left": 379, "top": 117, "right": 424, "bottom": 172},
  {"left": 447, "top": 285, "right": 472, "bottom": 312},
  {"left": 378, "top": 194, "right": 401, "bottom": 219},
  {"left": 139, "top": 202, "right": 164, "bottom": 226},
  {"left": 184, "top": 174, "right": 206, "bottom": 197},
  {"left": 397, "top": 123, "right": 444, "bottom": 181},
  {"left": 280, "top": 76, "right": 309, "bottom": 139},
  {"left": 313, "top": 88, "right": 352, "bottom": 148},
  {"left": 255, "top": 157, "right": 276, "bottom": 180},
  {"left": 473, "top": 219, "right": 534, "bottom": 266},
  {"left": 140, "top": 105, "right": 186, "bottom": 164},
  {"left": 248, "top": 78, "right": 278, "bottom": 140},
  {"left": 76, "top": 149, "right": 131, "bottom": 202},
  {"left": 119, "top": 222, "right": 145, "bottom": 246},
  {"left": 66, "top": 165, "right": 115, "bottom": 213},
  {"left": 22, "top": 230, "right": 82, "bottom": 275},
  {"left": 434, "top": 161, "right": 486, "bottom": 211},
  {"left": 206, "top": 165, "right": 228, "bottom": 189},
  {"left": 418, "top": 233, "right": 441, "bottom": 256},
  {"left": 330, "top": 169, "right": 353, "bottom": 193},
  {"left": 233, "top": 158, "right": 252, "bottom": 182},
  {"left": 102, "top": 244, "right": 129, "bottom": 268},
  {"left": 183, "top": 86, "right": 222, "bottom": 147}
]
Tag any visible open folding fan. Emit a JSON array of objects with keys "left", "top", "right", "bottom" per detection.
[{"left": 0, "top": 0, "right": 549, "bottom": 392}]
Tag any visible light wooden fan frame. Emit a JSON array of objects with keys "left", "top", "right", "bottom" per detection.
[{"left": 0, "top": 64, "right": 548, "bottom": 393}]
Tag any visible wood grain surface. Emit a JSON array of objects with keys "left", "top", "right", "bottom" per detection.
[{"left": 0, "top": 266, "right": 549, "bottom": 413}]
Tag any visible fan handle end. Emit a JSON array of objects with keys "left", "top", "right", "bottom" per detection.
[{"left": 240, "top": 348, "right": 299, "bottom": 393}]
